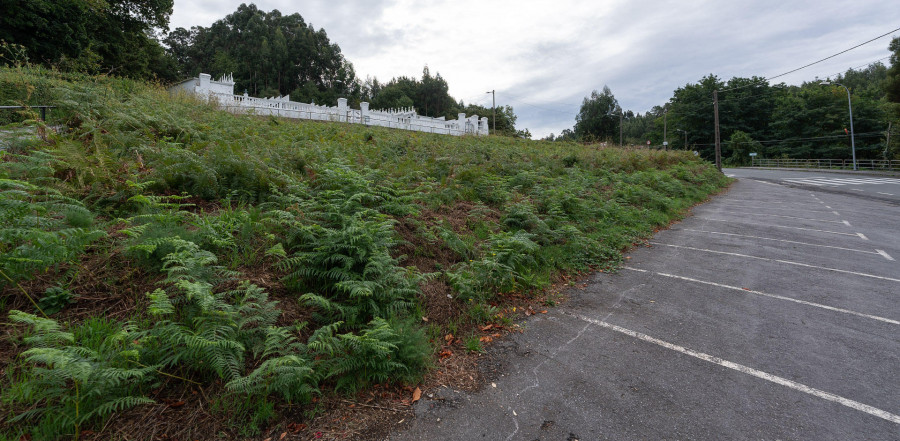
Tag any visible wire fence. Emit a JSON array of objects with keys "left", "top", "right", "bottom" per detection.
[{"left": 751, "top": 158, "right": 900, "bottom": 171}]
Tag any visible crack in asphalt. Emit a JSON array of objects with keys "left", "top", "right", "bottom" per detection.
[{"left": 503, "top": 280, "right": 635, "bottom": 441}]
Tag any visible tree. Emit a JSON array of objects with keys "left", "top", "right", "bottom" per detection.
[
  {"left": 0, "top": 0, "right": 176, "bottom": 79},
  {"left": 724, "top": 131, "right": 762, "bottom": 166},
  {"left": 166, "top": 4, "right": 361, "bottom": 102},
  {"left": 574, "top": 86, "right": 621, "bottom": 142},
  {"left": 886, "top": 37, "right": 900, "bottom": 104}
]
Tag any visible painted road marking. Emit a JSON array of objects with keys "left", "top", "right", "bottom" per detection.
[
  {"left": 719, "top": 211, "right": 846, "bottom": 224},
  {"left": 876, "top": 250, "right": 895, "bottom": 261},
  {"left": 650, "top": 242, "right": 900, "bottom": 283},
  {"left": 842, "top": 220, "right": 852, "bottom": 227},
  {"left": 784, "top": 177, "right": 900, "bottom": 187},
  {"left": 750, "top": 179, "right": 781, "bottom": 186},
  {"left": 623, "top": 268, "right": 898, "bottom": 325},
  {"left": 702, "top": 218, "right": 863, "bottom": 238},
  {"left": 858, "top": 233, "right": 869, "bottom": 241},
  {"left": 677, "top": 229, "right": 882, "bottom": 256},
  {"left": 832, "top": 211, "right": 841, "bottom": 216},
  {"left": 825, "top": 205, "right": 832, "bottom": 209},
  {"left": 712, "top": 203, "right": 831, "bottom": 213},
  {"left": 569, "top": 313, "right": 900, "bottom": 425},
  {"left": 878, "top": 192, "right": 895, "bottom": 196}
]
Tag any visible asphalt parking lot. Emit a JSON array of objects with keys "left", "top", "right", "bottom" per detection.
[{"left": 391, "top": 172, "right": 900, "bottom": 440}]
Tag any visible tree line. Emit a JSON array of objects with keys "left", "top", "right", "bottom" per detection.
[
  {"left": 550, "top": 40, "right": 900, "bottom": 162},
  {"left": 0, "top": 2, "right": 525, "bottom": 137}
]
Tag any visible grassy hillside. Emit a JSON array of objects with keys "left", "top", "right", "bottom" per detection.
[{"left": 0, "top": 66, "right": 730, "bottom": 440}]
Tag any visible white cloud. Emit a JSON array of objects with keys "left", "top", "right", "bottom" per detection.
[{"left": 169, "top": 0, "right": 899, "bottom": 138}]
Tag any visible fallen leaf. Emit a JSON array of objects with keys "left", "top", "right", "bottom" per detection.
[
  {"left": 540, "top": 310, "right": 548, "bottom": 314},
  {"left": 421, "top": 316, "right": 428, "bottom": 322},
  {"left": 439, "top": 349, "right": 453, "bottom": 359},
  {"left": 742, "top": 287, "right": 750, "bottom": 291},
  {"left": 263, "top": 438, "right": 272, "bottom": 441},
  {"left": 444, "top": 333, "right": 454, "bottom": 342},
  {"left": 491, "top": 333, "right": 501, "bottom": 338},
  {"left": 480, "top": 324, "right": 493, "bottom": 331},
  {"left": 168, "top": 400, "right": 185, "bottom": 408},
  {"left": 412, "top": 387, "right": 422, "bottom": 403},
  {"left": 479, "top": 336, "right": 493, "bottom": 343},
  {"left": 279, "top": 432, "right": 287, "bottom": 441}
]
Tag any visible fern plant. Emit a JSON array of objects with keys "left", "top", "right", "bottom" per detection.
[
  {"left": 308, "top": 317, "right": 429, "bottom": 393},
  {"left": 4, "top": 312, "right": 155, "bottom": 440},
  {"left": 0, "top": 177, "right": 105, "bottom": 289}
]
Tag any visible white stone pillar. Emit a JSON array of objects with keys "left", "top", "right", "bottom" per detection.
[
  {"left": 360, "top": 102, "right": 370, "bottom": 125},
  {"left": 338, "top": 98, "right": 348, "bottom": 122},
  {"left": 198, "top": 73, "right": 211, "bottom": 93}
]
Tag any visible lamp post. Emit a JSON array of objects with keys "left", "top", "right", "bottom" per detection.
[
  {"left": 820, "top": 81, "right": 857, "bottom": 171},
  {"left": 485, "top": 90, "right": 495, "bottom": 133}
]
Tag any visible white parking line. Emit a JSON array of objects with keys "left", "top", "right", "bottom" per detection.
[
  {"left": 831, "top": 211, "right": 840, "bottom": 216},
  {"left": 677, "top": 229, "right": 882, "bottom": 256},
  {"left": 702, "top": 218, "right": 863, "bottom": 238},
  {"left": 569, "top": 313, "right": 900, "bottom": 425},
  {"left": 623, "top": 268, "right": 898, "bottom": 324},
  {"left": 858, "top": 233, "right": 869, "bottom": 241},
  {"left": 876, "top": 250, "right": 895, "bottom": 261},
  {"left": 650, "top": 242, "right": 900, "bottom": 283},
  {"left": 842, "top": 220, "right": 852, "bottom": 227},
  {"left": 878, "top": 192, "right": 895, "bottom": 196},
  {"left": 719, "top": 210, "right": 846, "bottom": 224},
  {"left": 712, "top": 203, "right": 831, "bottom": 214}
]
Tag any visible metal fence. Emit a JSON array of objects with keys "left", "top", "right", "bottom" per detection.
[{"left": 751, "top": 158, "right": 900, "bottom": 171}]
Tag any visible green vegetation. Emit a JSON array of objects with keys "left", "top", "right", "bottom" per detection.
[
  {"left": 551, "top": 36, "right": 900, "bottom": 162},
  {"left": 0, "top": 66, "right": 728, "bottom": 439}
]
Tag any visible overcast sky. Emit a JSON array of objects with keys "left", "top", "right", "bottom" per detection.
[{"left": 169, "top": 1, "right": 900, "bottom": 138}]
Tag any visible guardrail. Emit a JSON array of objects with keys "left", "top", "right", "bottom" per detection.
[
  {"left": 0, "top": 105, "right": 55, "bottom": 121},
  {"left": 750, "top": 158, "right": 900, "bottom": 171}
]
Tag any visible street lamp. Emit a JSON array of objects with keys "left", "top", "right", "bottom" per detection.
[{"left": 820, "top": 81, "right": 857, "bottom": 171}]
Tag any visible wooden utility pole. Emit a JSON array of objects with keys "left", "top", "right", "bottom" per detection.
[
  {"left": 619, "top": 112, "right": 623, "bottom": 146},
  {"left": 663, "top": 107, "right": 668, "bottom": 151},
  {"left": 713, "top": 90, "right": 722, "bottom": 172},
  {"left": 885, "top": 122, "right": 892, "bottom": 160}
]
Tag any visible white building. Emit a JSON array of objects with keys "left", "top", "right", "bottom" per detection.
[{"left": 168, "top": 73, "right": 489, "bottom": 136}]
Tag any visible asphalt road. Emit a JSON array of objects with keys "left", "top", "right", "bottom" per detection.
[
  {"left": 390, "top": 170, "right": 900, "bottom": 440},
  {"left": 725, "top": 167, "right": 900, "bottom": 204}
]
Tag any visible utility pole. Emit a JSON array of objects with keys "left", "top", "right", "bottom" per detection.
[
  {"left": 485, "top": 90, "right": 495, "bottom": 133},
  {"left": 713, "top": 90, "right": 722, "bottom": 172},
  {"left": 663, "top": 107, "right": 668, "bottom": 151},
  {"left": 619, "top": 111, "right": 623, "bottom": 147}
]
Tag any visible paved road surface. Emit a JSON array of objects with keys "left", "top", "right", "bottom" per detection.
[
  {"left": 390, "top": 170, "right": 899, "bottom": 440},
  {"left": 726, "top": 167, "right": 900, "bottom": 204}
]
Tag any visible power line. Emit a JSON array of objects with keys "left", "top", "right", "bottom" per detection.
[
  {"left": 693, "top": 131, "right": 885, "bottom": 147},
  {"left": 719, "top": 26, "right": 900, "bottom": 93}
]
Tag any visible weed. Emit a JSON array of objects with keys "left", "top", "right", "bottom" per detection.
[{"left": 463, "top": 336, "right": 483, "bottom": 353}]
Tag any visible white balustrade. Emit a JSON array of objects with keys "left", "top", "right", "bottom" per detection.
[{"left": 170, "top": 73, "right": 489, "bottom": 136}]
